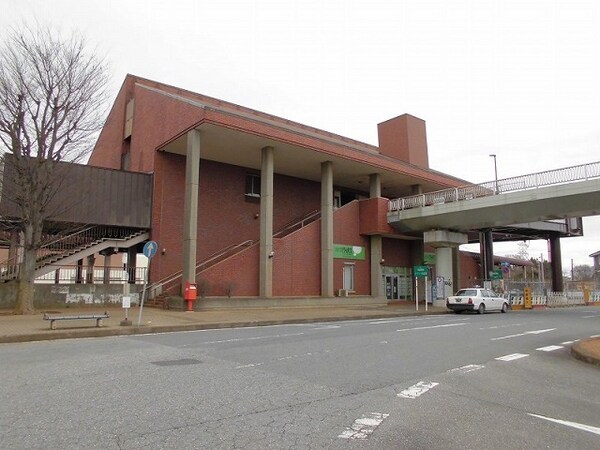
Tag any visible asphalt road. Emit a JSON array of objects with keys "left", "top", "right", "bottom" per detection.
[{"left": 1, "top": 307, "right": 599, "bottom": 449}]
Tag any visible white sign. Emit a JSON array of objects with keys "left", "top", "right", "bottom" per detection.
[{"left": 122, "top": 296, "right": 131, "bottom": 309}]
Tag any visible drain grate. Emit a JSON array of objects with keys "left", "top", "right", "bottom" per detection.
[{"left": 151, "top": 358, "right": 202, "bottom": 367}]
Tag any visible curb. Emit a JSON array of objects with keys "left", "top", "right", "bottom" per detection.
[
  {"left": 571, "top": 338, "right": 600, "bottom": 368},
  {"left": 0, "top": 309, "right": 450, "bottom": 344}
]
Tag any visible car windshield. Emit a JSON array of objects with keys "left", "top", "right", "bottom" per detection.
[{"left": 455, "top": 289, "right": 478, "bottom": 296}]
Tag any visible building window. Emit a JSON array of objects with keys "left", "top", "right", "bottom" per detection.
[{"left": 245, "top": 174, "right": 261, "bottom": 197}]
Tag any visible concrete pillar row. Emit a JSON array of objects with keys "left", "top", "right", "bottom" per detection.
[
  {"left": 182, "top": 129, "right": 201, "bottom": 294},
  {"left": 259, "top": 146, "right": 274, "bottom": 298},
  {"left": 321, "top": 161, "right": 334, "bottom": 297}
]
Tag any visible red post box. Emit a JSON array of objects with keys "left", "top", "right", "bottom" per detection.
[{"left": 184, "top": 282, "right": 197, "bottom": 311}]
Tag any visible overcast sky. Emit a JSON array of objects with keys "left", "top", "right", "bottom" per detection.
[{"left": 2, "top": 0, "right": 599, "bottom": 269}]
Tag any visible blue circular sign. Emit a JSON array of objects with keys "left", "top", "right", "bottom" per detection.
[{"left": 143, "top": 241, "right": 158, "bottom": 258}]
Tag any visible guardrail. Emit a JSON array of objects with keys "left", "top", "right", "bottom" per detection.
[{"left": 389, "top": 160, "right": 600, "bottom": 211}]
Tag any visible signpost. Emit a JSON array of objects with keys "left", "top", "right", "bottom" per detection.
[
  {"left": 138, "top": 241, "right": 158, "bottom": 326},
  {"left": 414, "top": 265, "right": 429, "bottom": 312}
]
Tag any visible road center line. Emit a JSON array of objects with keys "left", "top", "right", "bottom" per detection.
[
  {"left": 203, "top": 332, "right": 305, "bottom": 344},
  {"left": 529, "top": 413, "right": 600, "bottom": 436}
]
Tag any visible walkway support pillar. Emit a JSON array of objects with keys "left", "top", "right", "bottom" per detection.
[
  {"left": 259, "top": 146, "right": 274, "bottom": 298},
  {"left": 369, "top": 173, "right": 383, "bottom": 298},
  {"left": 549, "top": 234, "right": 564, "bottom": 292},
  {"left": 182, "top": 129, "right": 200, "bottom": 294},
  {"left": 321, "top": 161, "right": 334, "bottom": 297},
  {"left": 424, "top": 230, "right": 468, "bottom": 307},
  {"left": 479, "top": 229, "right": 494, "bottom": 282}
]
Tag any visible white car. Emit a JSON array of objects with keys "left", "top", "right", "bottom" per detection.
[{"left": 446, "top": 288, "right": 509, "bottom": 314}]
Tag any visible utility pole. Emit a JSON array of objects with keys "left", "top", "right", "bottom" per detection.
[{"left": 489, "top": 154, "right": 499, "bottom": 194}]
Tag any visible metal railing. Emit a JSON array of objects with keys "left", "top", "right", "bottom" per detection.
[
  {"left": 389, "top": 160, "right": 600, "bottom": 211},
  {"left": 35, "top": 265, "right": 147, "bottom": 284},
  {"left": 148, "top": 209, "right": 324, "bottom": 298}
]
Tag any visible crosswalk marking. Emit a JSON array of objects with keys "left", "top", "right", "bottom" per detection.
[
  {"left": 339, "top": 413, "right": 389, "bottom": 439},
  {"left": 398, "top": 381, "right": 439, "bottom": 399}
]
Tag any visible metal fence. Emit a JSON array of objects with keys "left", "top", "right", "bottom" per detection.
[
  {"left": 35, "top": 266, "right": 146, "bottom": 284},
  {"left": 389, "top": 160, "right": 600, "bottom": 211}
]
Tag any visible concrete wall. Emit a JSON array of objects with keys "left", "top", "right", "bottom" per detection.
[{"left": 0, "top": 284, "right": 143, "bottom": 309}]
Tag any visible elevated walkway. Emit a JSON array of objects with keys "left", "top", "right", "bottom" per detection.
[{"left": 388, "top": 161, "right": 600, "bottom": 233}]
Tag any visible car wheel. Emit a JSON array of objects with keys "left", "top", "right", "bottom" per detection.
[
  {"left": 501, "top": 302, "right": 508, "bottom": 313},
  {"left": 477, "top": 303, "right": 485, "bottom": 314}
]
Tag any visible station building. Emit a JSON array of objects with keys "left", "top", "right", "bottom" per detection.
[{"left": 88, "top": 75, "right": 483, "bottom": 303}]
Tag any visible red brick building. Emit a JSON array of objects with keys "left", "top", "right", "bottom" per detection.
[{"left": 89, "top": 75, "right": 479, "bottom": 301}]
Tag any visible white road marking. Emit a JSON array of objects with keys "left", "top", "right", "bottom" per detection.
[
  {"left": 448, "top": 364, "right": 485, "bottom": 374},
  {"left": 338, "top": 413, "right": 389, "bottom": 440},
  {"left": 536, "top": 345, "right": 563, "bottom": 352},
  {"left": 311, "top": 325, "right": 341, "bottom": 330},
  {"left": 561, "top": 340, "right": 576, "bottom": 345},
  {"left": 397, "top": 323, "right": 466, "bottom": 332},
  {"left": 203, "top": 332, "right": 305, "bottom": 344},
  {"left": 380, "top": 341, "right": 388, "bottom": 344},
  {"left": 491, "top": 328, "right": 556, "bottom": 341},
  {"left": 590, "top": 334, "right": 600, "bottom": 338},
  {"left": 479, "top": 322, "right": 526, "bottom": 330},
  {"left": 397, "top": 381, "right": 439, "bottom": 399},
  {"left": 582, "top": 315, "right": 600, "bottom": 319},
  {"left": 235, "top": 363, "right": 263, "bottom": 369},
  {"left": 529, "top": 413, "right": 600, "bottom": 436},
  {"left": 495, "top": 353, "right": 529, "bottom": 361},
  {"left": 369, "top": 315, "right": 450, "bottom": 325}
]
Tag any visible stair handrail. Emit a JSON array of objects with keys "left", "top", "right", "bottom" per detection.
[
  {"left": 273, "top": 209, "right": 320, "bottom": 238},
  {"left": 148, "top": 209, "right": 323, "bottom": 298},
  {"left": 147, "top": 239, "right": 255, "bottom": 297}
]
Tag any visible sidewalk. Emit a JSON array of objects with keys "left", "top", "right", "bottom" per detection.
[
  {"left": 0, "top": 302, "right": 447, "bottom": 344},
  {"left": 1, "top": 303, "right": 599, "bottom": 368}
]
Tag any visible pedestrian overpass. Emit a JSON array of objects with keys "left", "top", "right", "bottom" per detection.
[{"left": 387, "top": 161, "right": 600, "bottom": 302}]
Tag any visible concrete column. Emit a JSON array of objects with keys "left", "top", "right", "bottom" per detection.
[
  {"left": 369, "top": 173, "right": 383, "bottom": 298},
  {"left": 103, "top": 254, "right": 112, "bottom": 284},
  {"left": 370, "top": 235, "right": 383, "bottom": 298},
  {"left": 424, "top": 230, "right": 468, "bottom": 307},
  {"left": 86, "top": 255, "right": 95, "bottom": 284},
  {"left": 369, "top": 173, "right": 381, "bottom": 198},
  {"left": 182, "top": 129, "right": 201, "bottom": 293},
  {"left": 321, "top": 161, "right": 334, "bottom": 297},
  {"left": 259, "top": 146, "right": 274, "bottom": 297},
  {"left": 127, "top": 247, "right": 137, "bottom": 284},
  {"left": 436, "top": 247, "right": 453, "bottom": 302},
  {"left": 549, "top": 234, "right": 564, "bottom": 292},
  {"left": 479, "top": 230, "right": 494, "bottom": 281},
  {"left": 76, "top": 259, "right": 84, "bottom": 284}
]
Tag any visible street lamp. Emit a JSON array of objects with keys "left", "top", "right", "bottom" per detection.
[{"left": 489, "top": 154, "right": 498, "bottom": 194}]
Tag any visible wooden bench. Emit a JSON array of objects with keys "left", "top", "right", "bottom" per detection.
[{"left": 43, "top": 312, "right": 110, "bottom": 330}]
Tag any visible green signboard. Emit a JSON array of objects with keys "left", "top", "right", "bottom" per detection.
[
  {"left": 333, "top": 244, "right": 366, "bottom": 260},
  {"left": 490, "top": 269, "right": 503, "bottom": 280},
  {"left": 423, "top": 252, "right": 436, "bottom": 265},
  {"left": 414, "top": 265, "right": 429, "bottom": 278}
]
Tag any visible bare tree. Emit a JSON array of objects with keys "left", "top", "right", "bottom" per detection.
[{"left": 0, "top": 25, "right": 108, "bottom": 314}]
